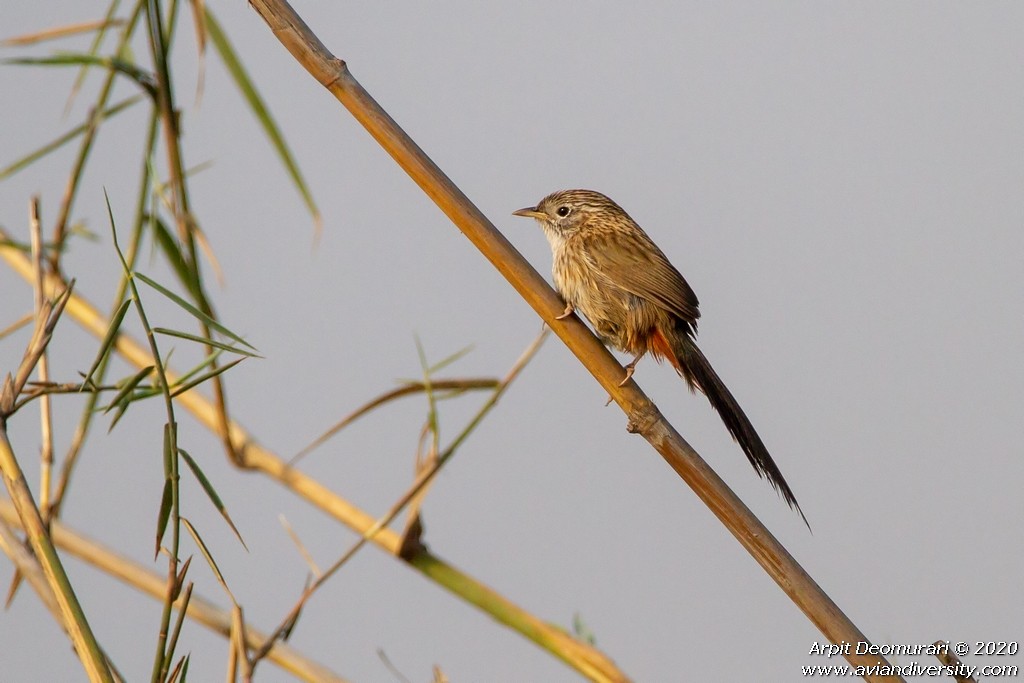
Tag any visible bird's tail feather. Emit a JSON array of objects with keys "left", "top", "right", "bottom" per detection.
[{"left": 654, "top": 325, "right": 810, "bottom": 529}]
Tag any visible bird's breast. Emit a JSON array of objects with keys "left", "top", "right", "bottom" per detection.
[{"left": 549, "top": 237, "right": 640, "bottom": 352}]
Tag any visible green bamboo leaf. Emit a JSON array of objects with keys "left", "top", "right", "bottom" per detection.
[
  {"left": 0, "top": 95, "right": 143, "bottom": 180},
  {"left": 280, "top": 603, "right": 303, "bottom": 642},
  {"left": 179, "top": 654, "right": 190, "bottom": 683},
  {"left": 105, "top": 189, "right": 131, "bottom": 274},
  {"left": 134, "top": 272, "right": 256, "bottom": 351},
  {"left": 181, "top": 518, "right": 231, "bottom": 596},
  {"left": 204, "top": 7, "right": 321, "bottom": 234},
  {"left": 172, "top": 349, "right": 224, "bottom": 386},
  {"left": 167, "top": 654, "right": 189, "bottom": 683},
  {"left": 102, "top": 364, "right": 154, "bottom": 414},
  {"left": 179, "top": 448, "right": 247, "bottom": 550},
  {"left": 105, "top": 363, "right": 162, "bottom": 431},
  {"left": 169, "top": 357, "right": 243, "bottom": 398},
  {"left": 165, "top": 581, "right": 193, "bottom": 680},
  {"left": 174, "top": 556, "right": 192, "bottom": 599},
  {"left": 148, "top": 213, "right": 200, "bottom": 299},
  {"left": 153, "top": 327, "right": 262, "bottom": 358},
  {"left": 4, "top": 53, "right": 157, "bottom": 98},
  {"left": 163, "top": 421, "right": 176, "bottom": 476},
  {"left": 81, "top": 298, "right": 132, "bottom": 390},
  {"left": 154, "top": 478, "right": 172, "bottom": 560},
  {"left": 153, "top": 429, "right": 178, "bottom": 553},
  {"left": 106, "top": 400, "right": 130, "bottom": 433}
]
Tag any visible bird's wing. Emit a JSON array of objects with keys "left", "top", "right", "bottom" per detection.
[{"left": 585, "top": 229, "right": 701, "bottom": 325}]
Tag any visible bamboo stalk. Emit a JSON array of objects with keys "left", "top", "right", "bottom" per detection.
[
  {"left": 0, "top": 287, "right": 112, "bottom": 683},
  {"left": 243, "top": 2, "right": 901, "bottom": 680}
]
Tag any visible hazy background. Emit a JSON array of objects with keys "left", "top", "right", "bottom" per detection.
[{"left": 1, "top": 2, "right": 1022, "bottom": 680}]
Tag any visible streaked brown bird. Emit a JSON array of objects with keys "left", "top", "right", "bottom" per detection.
[{"left": 514, "top": 189, "right": 807, "bottom": 526}]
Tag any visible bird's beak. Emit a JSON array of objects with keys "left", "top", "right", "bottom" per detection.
[{"left": 512, "top": 207, "right": 544, "bottom": 220}]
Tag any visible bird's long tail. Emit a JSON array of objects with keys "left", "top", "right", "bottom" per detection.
[{"left": 651, "top": 324, "right": 809, "bottom": 529}]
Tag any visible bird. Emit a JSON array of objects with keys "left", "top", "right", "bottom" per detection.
[{"left": 513, "top": 189, "right": 807, "bottom": 527}]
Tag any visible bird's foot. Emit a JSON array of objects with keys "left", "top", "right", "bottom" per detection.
[
  {"left": 617, "top": 360, "right": 638, "bottom": 387},
  {"left": 555, "top": 303, "right": 575, "bottom": 320}
]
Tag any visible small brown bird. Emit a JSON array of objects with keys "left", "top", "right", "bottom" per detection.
[{"left": 514, "top": 189, "right": 807, "bottom": 526}]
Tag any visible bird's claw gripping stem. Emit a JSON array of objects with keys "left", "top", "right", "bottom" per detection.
[
  {"left": 555, "top": 303, "right": 575, "bottom": 320},
  {"left": 618, "top": 355, "right": 642, "bottom": 387}
]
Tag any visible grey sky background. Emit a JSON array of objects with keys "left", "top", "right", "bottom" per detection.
[{"left": 1, "top": 2, "right": 1022, "bottom": 681}]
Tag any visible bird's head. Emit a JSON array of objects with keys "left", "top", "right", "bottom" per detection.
[{"left": 513, "top": 189, "right": 625, "bottom": 238}]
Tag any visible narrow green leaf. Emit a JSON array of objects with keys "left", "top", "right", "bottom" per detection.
[
  {"left": 280, "top": 603, "right": 303, "bottom": 642},
  {"left": 154, "top": 478, "right": 172, "bottom": 560},
  {"left": 134, "top": 272, "right": 256, "bottom": 351},
  {"left": 172, "top": 349, "right": 224, "bottom": 386},
  {"left": 167, "top": 654, "right": 188, "bottom": 683},
  {"left": 178, "top": 448, "right": 247, "bottom": 550},
  {"left": 4, "top": 54, "right": 157, "bottom": 98},
  {"left": 105, "top": 189, "right": 132, "bottom": 274},
  {"left": 0, "top": 95, "right": 143, "bottom": 180},
  {"left": 169, "top": 357, "right": 243, "bottom": 398},
  {"left": 163, "top": 422, "right": 177, "bottom": 475},
  {"left": 149, "top": 213, "right": 201, "bottom": 299},
  {"left": 165, "top": 582, "right": 193, "bottom": 682},
  {"left": 174, "top": 556, "right": 192, "bottom": 599},
  {"left": 105, "top": 371, "right": 163, "bottom": 432},
  {"left": 81, "top": 298, "right": 132, "bottom": 390},
  {"left": 178, "top": 654, "right": 189, "bottom": 683},
  {"left": 106, "top": 401, "right": 130, "bottom": 433},
  {"left": 153, "top": 327, "right": 261, "bottom": 358},
  {"left": 181, "top": 518, "right": 231, "bottom": 595},
  {"left": 102, "top": 364, "right": 154, "bottom": 414},
  {"left": 204, "top": 7, "right": 321, "bottom": 233}
]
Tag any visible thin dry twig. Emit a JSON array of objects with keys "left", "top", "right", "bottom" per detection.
[
  {"left": 1, "top": 19, "right": 126, "bottom": 46},
  {"left": 279, "top": 514, "right": 322, "bottom": 578},
  {"left": 3, "top": 282, "right": 74, "bottom": 413},
  {"left": 12, "top": 381, "right": 119, "bottom": 413},
  {"left": 0, "top": 312, "right": 35, "bottom": 342},
  {"left": 290, "top": 377, "right": 499, "bottom": 465}
]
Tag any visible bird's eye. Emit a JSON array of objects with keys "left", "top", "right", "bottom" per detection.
[{"left": 556, "top": 206, "right": 571, "bottom": 217}]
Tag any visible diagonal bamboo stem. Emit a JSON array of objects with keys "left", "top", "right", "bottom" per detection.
[
  {"left": 0, "top": 287, "right": 112, "bottom": 683},
  {"left": 244, "top": 2, "right": 901, "bottom": 680}
]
